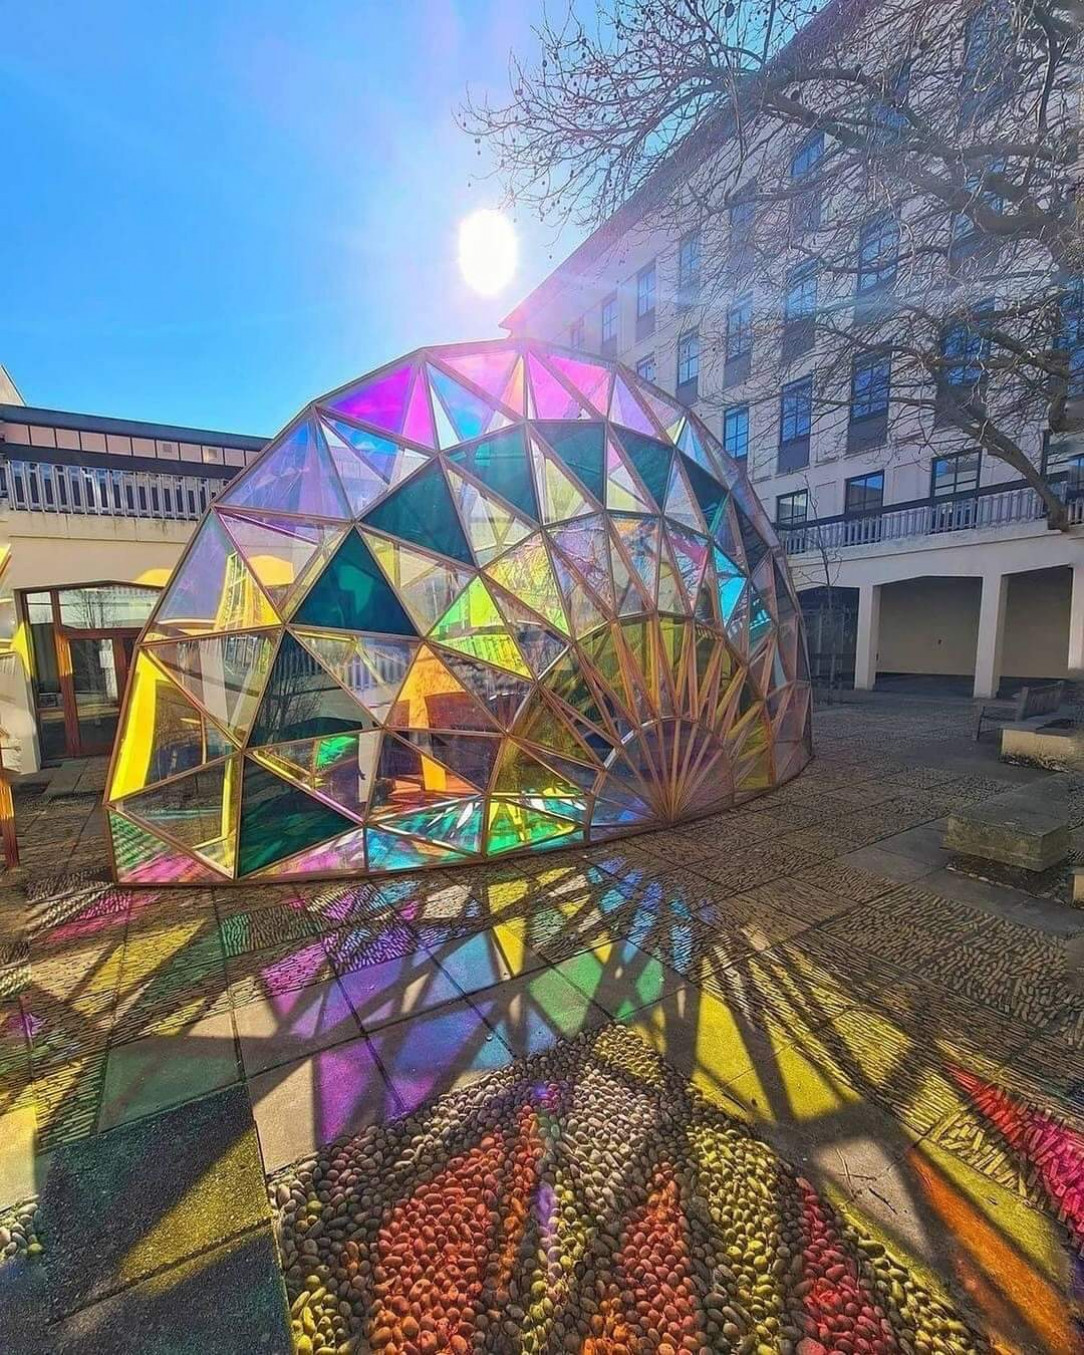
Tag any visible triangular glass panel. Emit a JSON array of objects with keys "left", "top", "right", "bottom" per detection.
[
  {"left": 513, "top": 694, "right": 600, "bottom": 766},
  {"left": 612, "top": 516, "right": 661, "bottom": 599},
  {"left": 121, "top": 757, "right": 241, "bottom": 876},
  {"left": 614, "top": 429, "right": 672, "bottom": 510},
  {"left": 662, "top": 459, "right": 706, "bottom": 532},
  {"left": 428, "top": 363, "right": 501, "bottom": 443},
  {"left": 426, "top": 648, "right": 533, "bottom": 730},
  {"left": 372, "top": 733, "right": 482, "bottom": 814},
  {"left": 375, "top": 799, "right": 484, "bottom": 857},
  {"left": 363, "top": 533, "right": 472, "bottom": 633},
  {"left": 248, "top": 632, "right": 376, "bottom": 746},
  {"left": 154, "top": 514, "right": 279, "bottom": 635},
  {"left": 217, "top": 510, "right": 347, "bottom": 618},
  {"left": 550, "top": 516, "right": 615, "bottom": 609},
  {"left": 219, "top": 416, "right": 350, "bottom": 520},
  {"left": 251, "top": 730, "right": 379, "bottom": 821},
  {"left": 497, "top": 356, "right": 527, "bottom": 417},
  {"left": 666, "top": 525, "right": 710, "bottom": 609},
  {"left": 725, "top": 584, "right": 751, "bottom": 654},
  {"left": 605, "top": 438, "right": 653, "bottom": 513},
  {"left": 366, "top": 826, "right": 470, "bottom": 873},
  {"left": 714, "top": 500, "right": 746, "bottom": 569},
  {"left": 432, "top": 389, "right": 459, "bottom": 450},
  {"left": 638, "top": 387, "right": 686, "bottom": 443},
  {"left": 237, "top": 759, "right": 357, "bottom": 876},
  {"left": 543, "top": 652, "right": 609, "bottom": 732},
  {"left": 362, "top": 460, "right": 473, "bottom": 566},
  {"left": 609, "top": 540, "right": 649, "bottom": 617},
  {"left": 110, "top": 653, "right": 226, "bottom": 800},
  {"left": 492, "top": 740, "right": 584, "bottom": 811},
  {"left": 319, "top": 415, "right": 429, "bottom": 515},
  {"left": 609, "top": 373, "right": 657, "bottom": 435},
  {"left": 530, "top": 436, "right": 592, "bottom": 524},
  {"left": 734, "top": 501, "right": 770, "bottom": 569},
  {"left": 442, "top": 347, "right": 521, "bottom": 406},
  {"left": 397, "top": 731, "right": 501, "bottom": 790},
  {"left": 680, "top": 454, "right": 726, "bottom": 531},
  {"left": 251, "top": 825, "right": 368, "bottom": 880},
  {"left": 550, "top": 551, "right": 607, "bottom": 638},
  {"left": 402, "top": 369, "right": 436, "bottom": 448},
  {"left": 533, "top": 421, "right": 606, "bottom": 503},
  {"left": 485, "top": 534, "right": 569, "bottom": 636},
  {"left": 657, "top": 546, "right": 690, "bottom": 616},
  {"left": 430, "top": 576, "right": 531, "bottom": 678},
  {"left": 526, "top": 352, "right": 588, "bottom": 419},
  {"left": 109, "top": 811, "right": 225, "bottom": 885},
  {"left": 773, "top": 558, "right": 797, "bottom": 620},
  {"left": 489, "top": 586, "right": 569, "bottom": 678},
  {"left": 387, "top": 645, "right": 499, "bottom": 731},
  {"left": 446, "top": 428, "right": 538, "bottom": 523},
  {"left": 324, "top": 360, "right": 415, "bottom": 437},
  {"left": 445, "top": 466, "right": 532, "bottom": 565},
  {"left": 486, "top": 800, "right": 579, "bottom": 855},
  {"left": 293, "top": 530, "right": 417, "bottom": 635},
  {"left": 677, "top": 418, "right": 718, "bottom": 475},
  {"left": 748, "top": 589, "right": 774, "bottom": 647},
  {"left": 145, "top": 630, "right": 275, "bottom": 743},
  {"left": 293, "top": 631, "right": 417, "bottom": 723},
  {"left": 544, "top": 353, "right": 612, "bottom": 415}
]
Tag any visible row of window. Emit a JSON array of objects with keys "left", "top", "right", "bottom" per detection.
[
  {"left": 775, "top": 455, "right": 979, "bottom": 526},
  {"left": 571, "top": 234, "right": 704, "bottom": 357}
]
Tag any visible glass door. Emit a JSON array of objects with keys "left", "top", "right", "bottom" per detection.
[{"left": 68, "top": 636, "right": 128, "bottom": 756}]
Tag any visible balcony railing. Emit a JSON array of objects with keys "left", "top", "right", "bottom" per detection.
[
  {"left": 778, "top": 480, "right": 1083, "bottom": 555},
  {"left": 0, "top": 459, "right": 223, "bottom": 522}
]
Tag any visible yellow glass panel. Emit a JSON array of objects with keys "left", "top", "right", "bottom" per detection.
[
  {"left": 485, "top": 535, "right": 569, "bottom": 636},
  {"left": 110, "top": 654, "right": 210, "bottom": 800},
  {"left": 387, "top": 645, "right": 497, "bottom": 731}
]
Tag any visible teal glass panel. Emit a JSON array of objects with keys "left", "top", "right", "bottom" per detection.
[
  {"left": 614, "top": 429, "right": 672, "bottom": 510},
  {"left": 248, "top": 633, "right": 375, "bottom": 746},
  {"left": 363, "top": 462, "right": 473, "bottom": 566},
  {"left": 293, "top": 531, "right": 417, "bottom": 635},
  {"left": 428, "top": 365, "right": 492, "bottom": 441},
  {"left": 377, "top": 799, "right": 484, "bottom": 855},
  {"left": 447, "top": 429, "right": 538, "bottom": 523},
  {"left": 238, "top": 760, "right": 356, "bottom": 875},
  {"left": 680, "top": 453, "right": 726, "bottom": 528},
  {"left": 533, "top": 422, "right": 605, "bottom": 503}
]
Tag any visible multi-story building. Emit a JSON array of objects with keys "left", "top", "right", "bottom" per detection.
[
  {"left": 502, "top": 0, "right": 1084, "bottom": 702},
  {"left": 0, "top": 392, "right": 265, "bottom": 771}
]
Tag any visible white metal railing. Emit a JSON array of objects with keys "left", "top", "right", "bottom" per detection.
[
  {"left": 0, "top": 460, "right": 221, "bottom": 521},
  {"left": 779, "top": 483, "right": 1083, "bottom": 555}
]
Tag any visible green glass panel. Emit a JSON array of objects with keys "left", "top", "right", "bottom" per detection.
[
  {"left": 366, "top": 826, "right": 468, "bottom": 872},
  {"left": 293, "top": 531, "right": 417, "bottom": 635},
  {"left": 376, "top": 799, "right": 484, "bottom": 855},
  {"left": 362, "top": 461, "right": 473, "bottom": 565},
  {"left": 430, "top": 577, "right": 531, "bottom": 677},
  {"left": 533, "top": 421, "right": 605, "bottom": 503},
  {"left": 250, "top": 729, "right": 379, "bottom": 819},
  {"left": 680, "top": 454, "right": 726, "bottom": 528},
  {"left": 486, "top": 800, "right": 579, "bottom": 855},
  {"left": 447, "top": 428, "right": 538, "bottom": 523},
  {"left": 248, "top": 633, "right": 375, "bottom": 746},
  {"left": 615, "top": 429, "right": 672, "bottom": 510},
  {"left": 436, "top": 651, "right": 533, "bottom": 728},
  {"left": 238, "top": 760, "right": 356, "bottom": 876}
]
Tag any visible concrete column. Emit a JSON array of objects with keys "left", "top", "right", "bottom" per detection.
[
  {"left": 854, "top": 583, "right": 881, "bottom": 691},
  {"left": 973, "top": 573, "right": 1009, "bottom": 700},
  {"left": 1069, "top": 561, "right": 1084, "bottom": 676}
]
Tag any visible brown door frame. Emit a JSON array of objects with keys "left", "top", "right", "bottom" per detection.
[{"left": 43, "top": 589, "right": 141, "bottom": 760}]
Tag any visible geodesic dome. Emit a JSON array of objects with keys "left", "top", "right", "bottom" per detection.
[{"left": 105, "top": 340, "right": 812, "bottom": 884}]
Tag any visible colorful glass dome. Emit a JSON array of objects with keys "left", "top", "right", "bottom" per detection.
[{"left": 105, "top": 340, "right": 812, "bottom": 884}]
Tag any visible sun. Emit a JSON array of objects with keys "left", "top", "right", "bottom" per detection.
[{"left": 458, "top": 209, "right": 518, "bottom": 297}]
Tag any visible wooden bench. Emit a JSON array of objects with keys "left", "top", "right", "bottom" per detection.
[{"left": 974, "top": 680, "right": 1064, "bottom": 741}]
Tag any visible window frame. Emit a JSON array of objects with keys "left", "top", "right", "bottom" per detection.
[
  {"left": 569, "top": 319, "right": 585, "bottom": 351},
  {"left": 930, "top": 450, "right": 981, "bottom": 499},
  {"left": 856, "top": 212, "right": 899, "bottom": 295},
  {"left": 600, "top": 294, "right": 618, "bottom": 354},
  {"left": 784, "top": 262, "right": 818, "bottom": 326},
  {"left": 844, "top": 471, "right": 885, "bottom": 517},
  {"left": 725, "top": 297, "right": 754, "bottom": 363},
  {"left": 723, "top": 404, "right": 749, "bottom": 462},
  {"left": 676, "top": 329, "right": 700, "bottom": 397},
  {"left": 635, "top": 263, "right": 656, "bottom": 319},
  {"left": 850, "top": 350, "right": 892, "bottom": 423},
  {"left": 778, "top": 374, "right": 813, "bottom": 472},
  {"left": 775, "top": 489, "right": 809, "bottom": 528},
  {"left": 636, "top": 353, "right": 657, "bottom": 384},
  {"left": 940, "top": 301, "right": 993, "bottom": 392}
]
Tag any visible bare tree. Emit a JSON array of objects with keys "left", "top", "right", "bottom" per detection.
[{"left": 462, "top": 0, "right": 1083, "bottom": 526}]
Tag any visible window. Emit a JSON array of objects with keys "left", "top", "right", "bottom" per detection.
[
  {"left": 636, "top": 263, "right": 656, "bottom": 339},
  {"left": 677, "top": 330, "right": 700, "bottom": 397},
  {"left": 723, "top": 405, "right": 749, "bottom": 461},
  {"left": 1060, "top": 278, "right": 1084, "bottom": 398},
  {"left": 856, "top": 213, "right": 898, "bottom": 294},
  {"left": 778, "top": 375, "right": 813, "bottom": 471},
  {"left": 844, "top": 472, "right": 884, "bottom": 516},
  {"left": 600, "top": 295, "right": 618, "bottom": 355},
  {"left": 872, "top": 65, "right": 910, "bottom": 145},
  {"left": 784, "top": 262, "right": 817, "bottom": 325},
  {"left": 726, "top": 298, "right": 753, "bottom": 363},
  {"left": 951, "top": 160, "right": 1005, "bottom": 254},
  {"left": 677, "top": 231, "right": 701, "bottom": 303},
  {"left": 941, "top": 303, "right": 992, "bottom": 390},
  {"left": 790, "top": 132, "right": 824, "bottom": 181},
  {"left": 776, "top": 490, "right": 809, "bottom": 527},
  {"left": 931, "top": 451, "right": 981, "bottom": 498},
  {"left": 851, "top": 351, "right": 891, "bottom": 421},
  {"left": 961, "top": 0, "right": 1011, "bottom": 122},
  {"left": 729, "top": 186, "right": 756, "bottom": 262},
  {"left": 636, "top": 353, "right": 657, "bottom": 384},
  {"left": 1043, "top": 435, "right": 1084, "bottom": 491},
  {"left": 569, "top": 319, "right": 585, "bottom": 351},
  {"left": 636, "top": 264, "right": 656, "bottom": 318}
]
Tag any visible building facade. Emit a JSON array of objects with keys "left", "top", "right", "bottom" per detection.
[
  {"left": 0, "top": 396, "right": 264, "bottom": 772},
  {"left": 502, "top": 0, "right": 1084, "bottom": 701}
]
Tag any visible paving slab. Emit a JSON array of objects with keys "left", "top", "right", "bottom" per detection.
[
  {"left": 469, "top": 967, "right": 609, "bottom": 1059},
  {"left": 335, "top": 948, "right": 463, "bottom": 1031},
  {"left": 48, "top": 1229, "right": 290, "bottom": 1355},
  {"left": 840, "top": 844, "right": 942, "bottom": 883},
  {"left": 249, "top": 1034, "right": 394, "bottom": 1172},
  {"left": 232, "top": 977, "right": 359, "bottom": 1078},
  {"left": 40, "top": 1084, "right": 268, "bottom": 1320},
  {"left": 556, "top": 937, "right": 689, "bottom": 1018},
  {"left": 98, "top": 1010, "right": 240, "bottom": 1130},
  {"left": 422, "top": 923, "right": 548, "bottom": 996}
]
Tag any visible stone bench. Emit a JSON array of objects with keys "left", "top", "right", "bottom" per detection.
[{"left": 943, "top": 774, "right": 1070, "bottom": 873}]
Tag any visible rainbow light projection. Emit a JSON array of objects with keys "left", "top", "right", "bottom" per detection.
[{"left": 105, "top": 340, "right": 812, "bottom": 884}]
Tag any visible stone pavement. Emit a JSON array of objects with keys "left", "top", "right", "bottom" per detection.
[{"left": 0, "top": 694, "right": 1081, "bottom": 1351}]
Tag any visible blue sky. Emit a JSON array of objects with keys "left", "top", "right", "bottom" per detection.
[{"left": 0, "top": 1, "right": 575, "bottom": 436}]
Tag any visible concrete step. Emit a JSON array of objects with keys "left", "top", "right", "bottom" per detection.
[{"left": 944, "top": 773, "right": 1070, "bottom": 872}]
